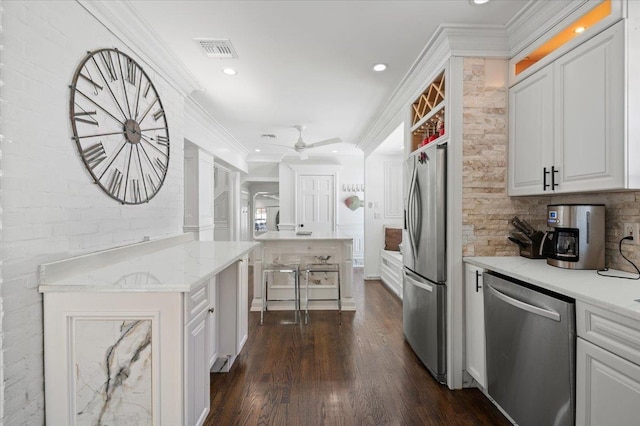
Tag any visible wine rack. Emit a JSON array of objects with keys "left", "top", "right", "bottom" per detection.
[{"left": 410, "top": 71, "right": 446, "bottom": 152}]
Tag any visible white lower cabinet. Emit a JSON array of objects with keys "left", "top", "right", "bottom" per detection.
[
  {"left": 207, "top": 276, "right": 218, "bottom": 368},
  {"left": 576, "top": 338, "right": 640, "bottom": 425},
  {"left": 216, "top": 256, "right": 249, "bottom": 371},
  {"left": 464, "top": 263, "right": 486, "bottom": 388},
  {"left": 186, "top": 308, "right": 210, "bottom": 426},
  {"left": 576, "top": 301, "right": 640, "bottom": 425},
  {"left": 237, "top": 256, "right": 249, "bottom": 351}
]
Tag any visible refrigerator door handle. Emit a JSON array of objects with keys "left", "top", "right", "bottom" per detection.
[
  {"left": 413, "top": 179, "right": 422, "bottom": 248},
  {"left": 404, "top": 271, "right": 434, "bottom": 292},
  {"left": 407, "top": 163, "right": 419, "bottom": 257},
  {"left": 486, "top": 283, "right": 561, "bottom": 322}
]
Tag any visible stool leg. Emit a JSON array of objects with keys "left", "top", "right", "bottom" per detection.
[
  {"left": 297, "top": 268, "right": 301, "bottom": 323},
  {"left": 294, "top": 269, "right": 299, "bottom": 324},
  {"left": 305, "top": 270, "right": 309, "bottom": 324},
  {"left": 261, "top": 270, "right": 267, "bottom": 325},
  {"left": 337, "top": 269, "right": 342, "bottom": 324}
]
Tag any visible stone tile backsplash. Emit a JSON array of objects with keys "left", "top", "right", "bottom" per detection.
[{"left": 462, "top": 57, "right": 640, "bottom": 273}]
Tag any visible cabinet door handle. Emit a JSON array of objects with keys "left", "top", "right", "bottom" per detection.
[
  {"left": 209, "top": 307, "right": 215, "bottom": 313},
  {"left": 551, "top": 166, "right": 559, "bottom": 189},
  {"left": 475, "top": 270, "right": 482, "bottom": 292},
  {"left": 543, "top": 167, "right": 550, "bottom": 191}
]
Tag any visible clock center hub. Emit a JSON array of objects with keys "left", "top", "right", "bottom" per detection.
[{"left": 124, "top": 119, "right": 142, "bottom": 145}]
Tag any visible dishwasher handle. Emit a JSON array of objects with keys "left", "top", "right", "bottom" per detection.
[{"left": 487, "top": 283, "right": 561, "bottom": 322}]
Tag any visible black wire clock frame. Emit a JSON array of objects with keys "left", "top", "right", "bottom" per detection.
[{"left": 69, "top": 47, "right": 170, "bottom": 205}]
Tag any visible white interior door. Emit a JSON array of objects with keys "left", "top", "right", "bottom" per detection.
[{"left": 297, "top": 174, "right": 334, "bottom": 232}]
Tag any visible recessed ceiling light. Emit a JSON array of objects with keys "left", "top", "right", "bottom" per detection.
[
  {"left": 222, "top": 68, "right": 237, "bottom": 76},
  {"left": 469, "top": 0, "right": 491, "bottom": 4},
  {"left": 574, "top": 26, "right": 586, "bottom": 34},
  {"left": 255, "top": 148, "right": 261, "bottom": 152},
  {"left": 372, "top": 63, "right": 387, "bottom": 72},
  {"left": 332, "top": 150, "right": 338, "bottom": 153}
]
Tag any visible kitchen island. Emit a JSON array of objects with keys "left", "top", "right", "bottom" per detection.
[
  {"left": 38, "top": 234, "right": 258, "bottom": 426},
  {"left": 252, "top": 231, "right": 355, "bottom": 312}
]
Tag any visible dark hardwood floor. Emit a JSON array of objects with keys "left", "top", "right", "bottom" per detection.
[{"left": 206, "top": 268, "right": 509, "bottom": 425}]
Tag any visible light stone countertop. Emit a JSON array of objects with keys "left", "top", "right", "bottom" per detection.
[
  {"left": 38, "top": 241, "right": 259, "bottom": 293},
  {"left": 254, "top": 230, "right": 353, "bottom": 241},
  {"left": 464, "top": 256, "right": 640, "bottom": 321}
]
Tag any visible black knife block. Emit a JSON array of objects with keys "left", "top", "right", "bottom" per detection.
[{"left": 517, "top": 231, "right": 548, "bottom": 259}]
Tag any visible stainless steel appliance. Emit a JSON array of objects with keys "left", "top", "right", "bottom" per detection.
[
  {"left": 545, "top": 204, "right": 605, "bottom": 270},
  {"left": 403, "top": 142, "right": 447, "bottom": 383},
  {"left": 484, "top": 272, "right": 576, "bottom": 426}
]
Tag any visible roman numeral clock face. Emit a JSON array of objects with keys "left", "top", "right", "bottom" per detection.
[{"left": 69, "top": 48, "right": 169, "bottom": 204}]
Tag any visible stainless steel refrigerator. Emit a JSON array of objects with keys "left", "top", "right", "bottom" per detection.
[{"left": 403, "top": 142, "right": 447, "bottom": 384}]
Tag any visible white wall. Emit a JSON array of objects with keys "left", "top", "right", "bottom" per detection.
[
  {"left": 277, "top": 155, "right": 365, "bottom": 263},
  {"left": 364, "top": 153, "right": 404, "bottom": 278},
  {"left": 0, "top": 1, "right": 238, "bottom": 423}
]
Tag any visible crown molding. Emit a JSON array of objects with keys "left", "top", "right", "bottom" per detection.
[
  {"left": 184, "top": 98, "right": 249, "bottom": 173},
  {"left": 357, "top": 24, "right": 509, "bottom": 157},
  {"left": 76, "top": 0, "right": 201, "bottom": 96},
  {"left": 185, "top": 98, "right": 248, "bottom": 155},
  {"left": 506, "top": 0, "right": 590, "bottom": 57},
  {"left": 441, "top": 24, "right": 510, "bottom": 57}
]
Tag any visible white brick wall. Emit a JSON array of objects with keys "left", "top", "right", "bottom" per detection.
[{"left": 2, "top": 2, "right": 185, "bottom": 423}]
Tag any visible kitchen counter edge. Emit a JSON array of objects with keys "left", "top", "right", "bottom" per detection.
[
  {"left": 464, "top": 256, "right": 640, "bottom": 321},
  {"left": 254, "top": 231, "right": 353, "bottom": 241},
  {"left": 38, "top": 240, "right": 260, "bottom": 294}
]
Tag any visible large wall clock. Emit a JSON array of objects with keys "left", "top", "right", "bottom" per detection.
[{"left": 69, "top": 48, "right": 170, "bottom": 204}]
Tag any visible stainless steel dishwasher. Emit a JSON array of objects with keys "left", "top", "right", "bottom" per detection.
[{"left": 484, "top": 271, "right": 576, "bottom": 426}]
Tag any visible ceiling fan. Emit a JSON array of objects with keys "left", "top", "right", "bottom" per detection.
[{"left": 284, "top": 125, "right": 342, "bottom": 159}]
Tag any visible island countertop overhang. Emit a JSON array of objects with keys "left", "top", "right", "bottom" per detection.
[{"left": 38, "top": 239, "right": 259, "bottom": 293}]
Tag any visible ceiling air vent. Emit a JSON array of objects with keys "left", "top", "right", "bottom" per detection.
[{"left": 194, "top": 38, "right": 238, "bottom": 59}]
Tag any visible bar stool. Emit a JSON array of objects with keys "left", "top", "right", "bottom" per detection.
[
  {"left": 302, "top": 263, "right": 341, "bottom": 324},
  {"left": 261, "top": 262, "right": 300, "bottom": 325}
]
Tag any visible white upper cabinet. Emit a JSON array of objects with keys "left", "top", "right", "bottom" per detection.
[
  {"left": 509, "top": 65, "right": 554, "bottom": 195},
  {"left": 509, "top": 20, "right": 626, "bottom": 195},
  {"left": 554, "top": 20, "right": 625, "bottom": 193}
]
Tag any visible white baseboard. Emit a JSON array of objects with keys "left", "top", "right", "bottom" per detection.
[{"left": 364, "top": 275, "right": 381, "bottom": 281}]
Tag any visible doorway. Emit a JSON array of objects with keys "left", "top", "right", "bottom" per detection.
[{"left": 297, "top": 174, "right": 335, "bottom": 233}]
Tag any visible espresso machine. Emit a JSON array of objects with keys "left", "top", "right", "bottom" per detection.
[{"left": 545, "top": 204, "right": 605, "bottom": 270}]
